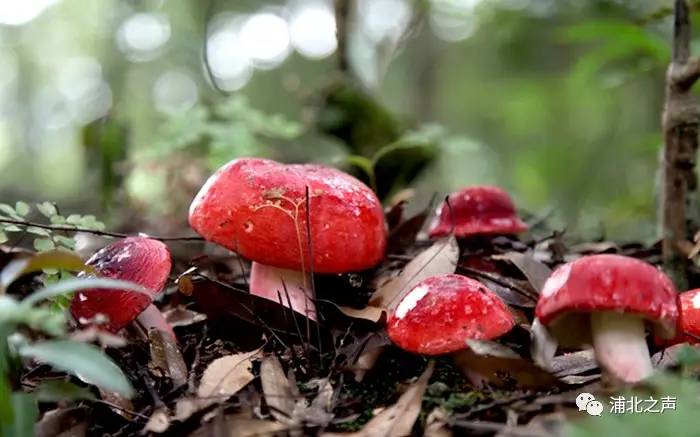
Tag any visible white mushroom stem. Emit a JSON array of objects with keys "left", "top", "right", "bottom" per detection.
[
  {"left": 590, "top": 312, "right": 653, "bottom": 383},
  {"left": 137, "top": 303, "right": 176, "bottom": 340},
  {"left": 249, "top": 262, "right": 316, "bottom": 320}
]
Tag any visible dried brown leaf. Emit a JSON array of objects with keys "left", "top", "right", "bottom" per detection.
[
  {"left": 149, "top": 329, "right": 188, "bottom": 387},
  {"left": 196, "top": 349, "right": 261, "bottom": 409},
  {"left": 337, "top": 305, "right": 385, "bottom": 323},
  {"left": 492, "top": 251, "right": 551, "bottom": 293},
  {"left": 189, "top": 413, "right": 291, "bottom": 437},
  {"left": 323, "top": 361, "right": 434, "bottom": 437},
  {"left": 370, "top": 237, "right": 458, "bottom": 312},
  {"left": 261, "top": 355, "right": 301, "bottom": 425},
  {"left": 550, "top": 349, "right": 597, "bottom": 377},
  {"left": 454, "top": 342, "right": 559, "bottom": 390}
]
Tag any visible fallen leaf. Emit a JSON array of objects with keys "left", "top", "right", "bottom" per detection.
[
  {"left": 35, "top": 407, "right": 87, "bottom": 437},
  {"left": 351, "top": 346, "right": 385, "bottom": 382},
  {"left": 148, "top": 329, "right": 188, "bottom": 387},
  {"left": 261, "top": 355, "right": 301, "bottom": 425},
  {"left": 163, "top": 306, "right": 207, "bottom": 327},
  {"left": 143, "top": 407, "right": 170, "bottom": 434},
  {"left": 303, "top": 378, "right": 335, "bottom": 425},
  {"left": 189, "top": 412, "right": 290, "bottom": 437},
  {"left": 549, "top": 349, "right": 598, "bottom": 377},
  {"left": 370, "top": 237, "right": 458, "bottom": 312},
  {"left": 323, "top": 361, "right": 434, "bottom": 437},
  {"left": 530, "top": 318, "right": 558, "bottom": 370},
  {"left": 196, "top": 349, "right": 261, "bottom": 409},
  {"left": 454, "top": 341, "right": 559, "bottom": 390},
  {"left": 492, "top": 251, "right": 551, "bottom": 293},
  {"left": 99, "top": 388, "right": 134, "bottom": 420},
  {"left": 337, "top": 306, "right": 385, "bottom": 323},
  {"left": 424, "top": 407, "right": 452, "bottom": 437}
]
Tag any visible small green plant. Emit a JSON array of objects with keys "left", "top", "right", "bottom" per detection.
[
  {"left": 0, "top": 201, "right": 105, "bottom": 252},
  {"left": 0, "top": 252, "right": 144, "bottom": 435},
  {"left": 152, "top": 95, "right": 303, "bottom": 169}
]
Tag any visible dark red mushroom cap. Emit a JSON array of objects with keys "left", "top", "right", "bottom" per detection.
[
  {"left": 429, "top": 186, "right": 528, "bottom": 238},
  {"left": 387, "top": 274, "right": 515, "bottom": 355},
  {"left": 188, "top": 158, "right": 387, "bottom": 273},
  {"left": 70, "top": 237, "right": 172, "bottom": 332},
  {"left": 536, "top": 254, "right": 678, "bottom": 337}
]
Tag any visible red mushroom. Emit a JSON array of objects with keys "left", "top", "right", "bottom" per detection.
[
  {"left": 70, "top": 236, "right": 174, "bottom": 338},
  {"left": 536, "top": 254, "right": 678, "bottom": 383},
  {"left": 189, "top": 158, "right": 387, "bottom": 319},
  {"left": 387, "top": 274, "right": 515, "bottom": 355},
  {"left": 429, "top": 186, "right": 527, "bottom": 238},
  {"left": 656, "top": 288, "right": 700, "bottom": 346}
]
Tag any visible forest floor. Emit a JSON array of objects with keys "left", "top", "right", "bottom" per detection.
[{"left": 4, "top": 198, "right": 698, "bottom": 437}]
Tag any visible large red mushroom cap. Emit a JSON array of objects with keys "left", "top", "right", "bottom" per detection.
[
  {"left": 188, "top": 158, "right": 387, "bottom": 273},
  {"left": 387, "top": 274, "right": 515, "bottom": 355},
  {"left": 70, "top": 237, "right": 172, "bottom": 333},
  {"left": 429, "top": 186, "right": 528, "bottom": 238},
  {"left": 536, "top": 254, "right": 678, "bottom": 336}
]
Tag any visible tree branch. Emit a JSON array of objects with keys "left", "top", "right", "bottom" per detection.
[{"left": 0, "top": 218, "right": 204, "bottom": 242}]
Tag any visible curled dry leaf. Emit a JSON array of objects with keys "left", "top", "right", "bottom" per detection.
[
  {"left": 148, "top": 329, "right": 187, "bottom": 387},
  {"left": 323, "top": 361, "right": 435, "bottom": 437},
  {"left": 370, "top": 236, "right": 458, "bottom": 313}
]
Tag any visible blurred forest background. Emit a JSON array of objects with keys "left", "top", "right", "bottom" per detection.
[{"left": 0, "top": 0, "right": 681, "bottom": 241}]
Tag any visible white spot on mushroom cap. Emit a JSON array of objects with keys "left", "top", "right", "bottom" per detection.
[
  {"left": 394, "top": 284, "right": 430, "bottom": 319},
  {"left": 541, "top": 263, "right": 571, "bottom": 298},
  {"left": 692, "top": 293, "right": 700, "bottom": 309}
]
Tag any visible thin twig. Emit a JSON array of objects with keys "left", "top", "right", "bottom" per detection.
[{"left": 0, "top": 218, "right": 204, "bottom": 242}]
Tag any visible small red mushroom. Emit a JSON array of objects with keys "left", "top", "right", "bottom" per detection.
[
  {"left": 70, "top": 236, "right": 174, "bottom": 338},
  {"left": 429, "top": 186, "right": 527, "bottom": 238},
  {"left": 387, "top": 274, "right": 515, "bottom": 355},
  {"left": 189, "top": 158, "right": 387, "bottom": 319},
  {"left": 536, "top": 254, "right": 678, "bottom": 383}
]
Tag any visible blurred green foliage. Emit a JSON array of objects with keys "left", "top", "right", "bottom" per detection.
[{"left": 0, "top": 0, "right": 687, "bottom": 241}]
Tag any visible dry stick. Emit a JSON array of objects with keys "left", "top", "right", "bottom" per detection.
[
  {"left": 0, "top": 218, "right": 204, "bottom": 242},
  {"left": 304, "top": 186, "right": 323, "bottom": 370},
  {"left": 662, "top": 0, "right": 700, "bottom": 288},
  {"left": 334, "top": 0, "right": 352, "bottom": 74}
]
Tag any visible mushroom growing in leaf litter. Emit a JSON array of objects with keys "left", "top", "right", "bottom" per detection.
[
  {"left": 70, "top": 236, "right": 175, "bottom": 339},
  {"left": 535, "top": 254, "right": 678, "bottom": 384},
  {"left": 189, "top": 158, "right": 387, "bottom": 320},
  {"left": 387, "top": 274, "right": 515, "bottom": 355},
  {"left": 429, "top": 185, "right": 528, "bottom": 238}
]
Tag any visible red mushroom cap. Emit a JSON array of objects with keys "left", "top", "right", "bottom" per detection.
[
  {"left": 657, "top": 288, "right": 700, "bottom": 346},
  {"left": 536, "top": 254, "right": 678, "bottom": 337},
  {"left": 70, "top": 237, "right": 172, "bottom": 332},
  {"left": 387, "top": 274, "right": 515, "bottom": 355},
  {"left": 429, "top": 186, "right": 528, "bottom": 238},
  {"left": 188, "top": 158, "right": 386, "bottom": 273}
]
